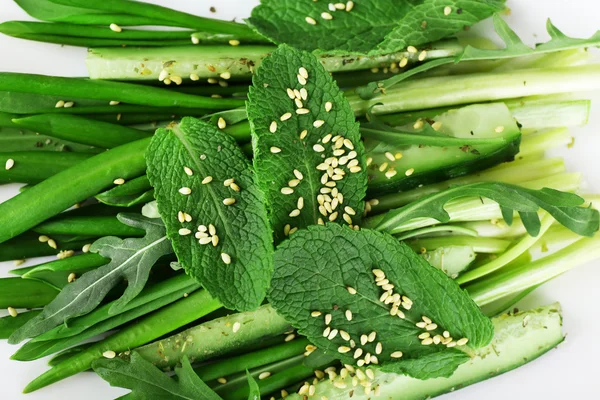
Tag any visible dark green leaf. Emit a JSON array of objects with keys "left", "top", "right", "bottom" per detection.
[
  {"left": 146, "top": 117, "right": 273, "bottom": 311},
  {"left": 9, "top": 214, "right": 173, "bottom": 344},
  {"left": 380, "top": 349, "right": 471, "bottom": 379},
  {"left": 375, "top": 182, "right": 599, "bottom": 237},
  {"left": 93, "top": 352, "right": 222, "bottom": 400},
  {"left": 268, "top": 224, "right": 493, "bottom": 380},
  {"left": 247, "top": 44, "right": 367, "bottom": 243}
]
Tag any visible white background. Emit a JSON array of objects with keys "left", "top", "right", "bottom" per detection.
[{"left": 1, "top": 0, "right": 600, "bottom": 398}]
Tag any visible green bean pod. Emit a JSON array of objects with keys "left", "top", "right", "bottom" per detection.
[
  {"left": 0, "top": 152, "right": 91, "bottom": 184},
  {"left": 0, "top": 233, "right": 92, "bottom": 262},
  {"left": 32, "top": 215, "right": 145, "bottom": 237},
  {"left": 0, "top": 310, "right": 42, "bottom": 339},
  {"left": 0, "top": 278, "right": 59, "bottom": 308}
]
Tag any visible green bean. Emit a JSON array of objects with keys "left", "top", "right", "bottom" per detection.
[
  {"left": 0, "top": 233, "right": 92, "bottom": 262},
  {"left": 0, "top": 90, "right": 104, "bottom": 114},
  {"left": 13, "top": 274, "right": 200, "bottom": 361},
  {"left": 33, "top": 215, "right": 145, "bottom": 237},
  {"left": 47, "top": 344, "right": 93, "bottom": 367},
  {"left": 14, "top": 0, "right": 178, "bottom": 27},
  {"left": 0, "top": 73, "right": 244, "bottom": 110},
  {"left": 12, "top": 114, "right": 150, "bottom": 148},
  {"left": 174, "top": 84, "right": 250, "bottom": 97},
  {"left": 88, "top": 113, "right": 186, "bottom": 125},
  {"left": 0, "top": 152, "right": 91, "bottom": 184},
  {"left": 10, "top": 253, "right": 109, "bottom": 290},
  {"left": 0, "top": 137, "right": 150, "bottom": 244},
  {"left": 51, "top": 0, "right": 264, "bottom": 39},
  {"left": 0, "top": 126, "right": 101, "bottom": 154},
  {"left": 0, "top": 310, "right": 42, "bottom": 339},
  {"left": 23, "top": 289, "right": 221, "bottom": 393},
  {"left": 2, "top": 33, "right": 194, "bottom": 48},
  {"left": 195, "top": 339, "right": 310, "bottom": 382},
  {"left": 0, "top": 278, "right": 59, "bottom": 309},
  {"left": 96, "top": 176, "right": 154, "bottom": 207}
]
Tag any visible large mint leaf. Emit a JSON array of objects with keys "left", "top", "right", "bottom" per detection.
[
  {"left": 9, "top": 214, "right": 172, "bottom": 344},
  {"left": 247, "top": 44, "right": 367, "bottom": 243},
  {"left": 146, "top": 117, "right": 273, "bottom": 311},
  {"left": 247, "top": 0, "right": 503, "bottom": 54},
  {"left": 93, "top": 352, "right": 221, "bottom": 400},
  {"left": 268, "top": 224, "right": 493, "bottom": 380}
]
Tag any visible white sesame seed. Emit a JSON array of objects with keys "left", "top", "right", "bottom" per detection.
[
  {"left": 163, "top": 78, "right": 172, "bottom": 85},
  {"left": 495, "top": 126, "right": 505, "bottom": 133},
  {"left": 328, "top": 329, "right": 339, "bottom": 340},
  {"left": 280, "top": 112, "right": 292, "bottom": 121},
  {"left": 217, "top": 377, "right": 227, "bottom": 384},
  {"left": 109, "top": 100, "right": 120, "bottom": 106},
  {"left": 390, "top": 351, "right": 403, "bottom": 358},
  {"left": 294, "top": 98, "right": 303, "bottom": 108},
  {"left": 202, "top": 176, "right": 213, "bottom": 184},
  {"left": 385, "top": 169, "right": 397, "bottom": 179},
  {"left": 297, "top": 74, "right": 307, "bottom": 85},
  {"left": 208, "top": 225, "right": 216, "bottom": 235},
  {"left": 113, "top": 178, "right": 125, "bottom": 185},
  {"left": 416, "top": 321, "right": 427, "bottom": 328},
  {"left": 432, "top": 121, "right": 443, "bottom": 131},
  {"left": 170, "top": 76, "right": 183, "bottom": 85},
  {"left": 286, "top": 88, "right": 296, "bottom": 99},
  {"left": 300, "top": 88, "right": 308, "bottom": 100},
  {"left": 109, "top": 23, "right": 122, "bottom": 32},
  {"left": 323, "top": 326, "right": 331, "bottom": 337},
  {"left": 270, "top": 146, "right": 282, "bottom": 153},
  {"left": 433, "top": 335, "right": 442, "bottom": 344},
  {"left": 103, "top": 350, "right": 116, "bottom": 359},
  {"left": 345, "top": 310, "right": 353, "bottom": 321},
  {"left": 457, "top": 338, "right": 469, "bottom": 346},
  {"left": 179, "top": 187, "right": 192, "bottom": 195},
  {"left": 340, "top": 330, "right": 350, "bottom": 341},
  {"left": 63, "top": 101, "right": 75, "bottom": 108},
  {"left": 258, "top": 371, "right": 271, "bottom": 380},
  {"left": 188, "top": 72, "right": 200, "bottom": 81},
  {"left": 313, "top": 144, "right": 325, "bottom": 152},
  {"left": 338, "top": 346, "right": 351, "bottom": 353},
  {"left": 322, "top": 133, "right": 332, "bottom": 143},
  {"left": 208, "top": 78, "right": 218, "bottom": 84},
  {"left": 179, "top": 228, "right": 192, "bottom": 236},
  {"left": 296, "top": 108, "right": 310, "bottom": 115},
  {"left": 313, "top": 120, "right": 325, "bottom": 128},
  {"left": 293, "top": 169, "right": 304, "bottom": 180},
  {"left": 325, "top": 313, "right": 332, "bottom": 325},
  {"left": 299, "top": 67, "right": 309, "bottom": 80},
  {"left": 223, "top": 198, "right": 236, "bottom": 206},
  {"left": 47, "top": 239, "right": 57, "bottom": 249},
  {"left": 183, "top": 166, "right": 194, "bottom": 176},
  {"left": 413, "top": 119, "right": 424, "bottom": 130},
  {"left": 217, "top": 117, "right": 227, "bottom": 129},
  {"left": 221, "top": 253, "right": 232, "bottom": 264},
  {"left": 81, "top": 243, "right": 92, "bottom": 253},
  {"left": 418, "top": 50, "right": 427, "bottom": 61},
  {"left": 353, "top": 348, "right": 363, "bottom": 359},
  {"left": 444, "top": 6, "right": 452, "bottom": 15},
  {"left": 55, "top": 100, "right": 65, "bottom": 108},
  {"left": 419, "top": 332, "right": 431, "bottom": 339},
  {"left": 270, "top": 121, "right": 278, "bottom": 133},
  {"left": 297, "top": 197, "right": 304, "bottom": 210},
  {"left": 198, "top": 225, "right": 208, "bottom": 232},
  {"left": 311, "top": 311, "right": 322, "bottom": 317},
  {"left": 220, "top": 72, "right": 231, "bottom": 80},
  {"left": 199, "top": 237, "right": 212, "bottom": 245},
  {"left": 405, "top": 168, "right": 415, "bottom": 176},
  {"left": 421, "top": 337, "right": 434, "bottom": 345},
  {"left": 399, "top": 57, "right": 409, "bottom": 68},
  {"left": 281, "top": 187, "right": 294, "bottom": 195},
  {"left": 289, "top": 209, "right": 301, "bottom": 217},
  {"left": 346, "top": 1, "right": 355, "bottom": 11},
  {"left": 384, "top": 152, "right": 395, "bottom": 162},
  {"left": 212, "top": 235, "right": 219, "bottom": 247},
  {"left": 191, "top": 35, "right": 200, "bottom": 44},
  {"left": 229, "top": 39, "right": 240, "bottom": 46},
  {"left": 306, "top": 16, "right": 317, "bottom": 25},
  {"left": 325, "top": 102, "right": 333, "bottom": 112},
  {"left": 5, "top": 159, "right": 14, "bottom": 171},
  {"left": 407, "top": 45, "right": 417, "bottom": 53},
  {"left": 347, "top": 286, "right": 357, "bottom": 295},
  {"left": 321, "top": 12, "right": 333, "bottom": 20},
  {"left": 232, "top": 321, "right": 241, "bottom": 332},
  {"left": 7, "top": 307, "right": 18, "bottom": 317}
]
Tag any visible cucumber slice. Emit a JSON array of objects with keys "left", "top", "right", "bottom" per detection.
[
  {"left": 364, "top": 103, "right": 521, "bottom": 195},
  {"left": 287, "top": 303, "right": 564, "bottom": 400}
]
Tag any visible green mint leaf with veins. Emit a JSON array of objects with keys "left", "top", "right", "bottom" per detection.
[
  {"left": 93, "top": 352, "right": 222, "bottom": 400},
  {"left": 375, "top": 182, "right": 600, "bottom": 237},
  {"left": 146, "top": 117, "right": 273, "bottom": 311},
  {"left": 358, "top": 15, "right": 600, "bottom": 99},
  {"left": 9, "top": 213, "right": 172, "bottom": 344},
  {"left": 268, "top": 224, "right": 493, "bottom": 380},
  {"left": 247, "top": 44, "right": 367, "bottom": 243},
  {"left": 247, "top": 0, "right": 503, "bottom": 54}
]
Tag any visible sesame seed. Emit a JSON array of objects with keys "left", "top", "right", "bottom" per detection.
[
  {"left": 433, "top": 335, "right": 442, "bottom": 344},
  {"left": 183, "top": 166, "right": 194, "bottom": 176},
  {"left": 82, "top": 243, "right": 92, "bottom": 253},
  {"left": 339, "top": 330, "right": 350, "bottom": 341},
  {"left": 375, "top": 342, "right": 382, "bottom": 355},
  {"left": 384, "top": 152, "right": 395, "bottom": 162},
  {"left": 353, "top": 348, "right": 363, "bottom": 359},
  {"left": 170, "top": 76, "right": 183, "bottom": 85},
  {"left": 343, "top": 214, "right": 352, "bottom": 224},
  {"left": 313, "top": 120, "right": 325, "bottom": 128},
  {"left": 113, "top": 178, "right": 125, "bottom": 185},
  {"left": 299, "top": 67, "right": 309, "bottom": 79},
  {"left": 220, "top": 72, "right": 231, "bottom": 80},
  {"left": 286, "top": 88, "right": 295, "bottom": 99},
  {"left": 199, "top": 237, "right": 212, "bottom": 245},
  {"left": 289, "top": 227, "right": 298, "bottom": 235},
  {"left": 270, "top": 121, "right": 278, "bottom": 133},
  {"left": 298, "top": 89, "right": 307, "bottom": 101},
  {"left": 217, "top": 117, "right": 227, "bottom": 129},
  {"left": 5, "top": 159, "right": 14, "bottom": 171},
  {"left": 313, "top": 144, "right": 325, "bottom": 152},
  {"left": 325, "top": 102, "right": 333, "bottom": 112},
  {"left": 311, "top": 311, "right": 322, "bottom": 317},
  {"left": 360, "top": 334, "right": 368, "bottom": 345},
  {"left": 103, "top": 350, "right": 116, "bottom": 359},
  {"left": 495, "top": 126, "right": 505, "bottom": 133},
  {"left": 298, "top": 384, "right": 309, "bottom": 395},
  {"left": 432, "top": 121, "right": 443, "bottom": 131},
  {"left": 281, "top": 187, "right": 294, "bottom": 195},
  {"left": 416, "top": 321, "right": 427, "bottom": 328},
  {"left": 293, "top": 169, "right": 304, "bottom": 180},
  {"left": 223, "top": 198, "right": 236, "bottom": 206},
  {"left": 109, "top": 100, "right": 120, "bottom": 106},
  {"left": 390, "top": 351, "right": 403, "bottom": 358},
  {"left": 179, "top": 228, "right": 192, "bottom": 236},
  {"left": 212, "top": 235, "right": 219, "bottom": 247},
  {"left": 47, "top": 239, "right": 57, "bottom": 249},
  {"left": 289, "top": 179, "right": 300, "bottom": 187},
  {"left": 232, "top": 321, "right": 241, "bottom": 332},
  {"left": 421, "top": 337, "right": 434, "bottom": 345},
  {"left": 418, "top": 50, "right": 427, "bottom": 61},
  {"left": 296, "top": 108, "right": 310, "bottom": 115},
  {"left": 163, "top": 78, "right": 172, "bottom": 85},
  {"left": 345, "top": 310, "right": 353, "bottom": 321},
  {"left": 346, "top": 1, "right": 355, "bottom": 11},
  {"left": 347, "top": 286, "right": 357, "bottom": 295},
  {"left": 405, "top": 168, "right": 415, "bottom": 176},
  {"left": 270, "top": 146, "right": 282, "bottom": 153},
  {"left": 407, "top": 45, "right": 418, "bottom": 53},
  {"left": 259, "top": 372, "right": 271, "bottom": 380},
  {"left": 328, "top": 212, "right": 338, "bottom": 221},
  {"left": 444, "top": 6, "right": 452, "bottom": 15},
  {"left": 7, "top": 307, "right": 18, "bottom": 317},
  {"left": 217, "top": 377, "right": 227, "bottom": 384},
  {"left": 325, "top": 313, "right": 332, "bottom": 325},
  {"left": 413, "top": 119, "right": 424, "bottom": 129},
  {"left": 221, "top": 253, "right": 232, "bottom": 264},
  {"left": 305, "top": 16, "right": 318, "bottom": 25},
  {"left": 179, "top": 187, "right": 192, "bottom": 195},
  {"left": 328, "top": 329, "right": 339, "bottom": 340},
  {"left": 457, "top": 338, "right": 469, "bottom": 346},
  {"left": 418, "top": 332, "right": 431, "bottom": 339},
  {"left": 109, "top": 23, "right": 122, "bottom": 32},
  {"left": 338, "top": 346, "right": 351, "bottom": 353},
  {"left": 323, "top": 326, "right": 331, "bottom": 337},
  {"left": 321, "top": 12, "right": 333, "bottom": 20},
  {"left": 55, "top": 100, "right": 65, "bottom": 108},
  {"left": 202, "top": 176, "right": 213, "bottom": 184},
  {"left": 280, "top": 112, "right": 292, "bottom": 121},
  {"left": 367, "top": 331, "right": 376, "bottom": 342},
  {"left": 65, "top": 272, "right": 77, "bottom": 283},
  {"left": 229, "top": 39, "right": 240, "bottom": 46},
  {"left": 295, "top": 98, "right": 303, "bottom": 108},
  {"left": 399, "top": 57, "right": 409, "bottom": 68},
  {"left": 297, "top": 74, "right": 307, "bottom": 85},
  {"left": 297, "top": 197, "right": 304, "bottom": 209},
  {"left": 289, "top": 209, "right": 301, "bottom": 217}
]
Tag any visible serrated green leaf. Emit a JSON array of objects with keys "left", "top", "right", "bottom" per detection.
[
  {"left": 375, "top": 182, "right": 600, "bottom": 237},
  {"left": 268, "top": 224, "right": 493, "bottom": 380},
  {"left": 9, "top": 214, "right": 173, "bottom": 344},
  {"left": 247, "top": 0, "right": 503, "bottom": 55},
  {"left": 247, "top": 44, "right": 367, "bottom": 243},
  {"left": 380, "top": 348, "right": 471, "bottom": 379},
  {"left": 146, "top": 117, "right": 273, "bottom": 311},
  {"left": 358, "top": 15, "right": 600, "bottom": 98},
  {"left": 93, "top": 352, "right": 222, "bottom": 400}
]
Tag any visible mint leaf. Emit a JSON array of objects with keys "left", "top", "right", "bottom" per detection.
[
  {"left": 375, "top": 182, "right": 600, "bottom": 237},
  {"left": 247, "top": 0, "right": 503, "bottom": 54},
  {"left": 9, "top": 214, "right": 172, "bottom": 344},
  {"left": 358, "top": 15, "right": 600, "bottom": 98},
  {"left": 146, "top": 117, "right": 273, "bottom": 311},
  {"left": 93, "top": 352, "right": 222, "bottom": 400},
  {"left": 247, "top": 44, "right": 367, "bottom": 243},
  {"left": 268, "top": 224, "right": 493, "bottom": 380},
  {"left": 381, "top": 348, "right": 470, "bottom": 379}
]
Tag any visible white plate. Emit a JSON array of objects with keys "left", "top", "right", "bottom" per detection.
[{"left": 1, "top": 1, "right": 600, "bottom": 398}]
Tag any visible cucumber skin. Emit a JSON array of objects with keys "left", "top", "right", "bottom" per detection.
[{"left": 287, "top": 303, "right": 564, "bottom": 400}]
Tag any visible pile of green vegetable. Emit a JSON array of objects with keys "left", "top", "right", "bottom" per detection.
[{"left": 1, "top": 0, "right": 599, "bottom": 398}]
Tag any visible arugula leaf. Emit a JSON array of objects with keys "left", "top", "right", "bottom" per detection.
[
  {"left": 247, "top": 0, "right": 503, "bottom": 54},
  {"left": 358, "top": 15, "right": 600, "bottom": 98},
  {"left": 9, "top": 216, "right": 169, "bottom": 340},
  {"left": 375, "top": 182, "right": 600, "bottom": 237},
  {"left": 93, "top": 352, "right": 222, "bottom": 400},
  {"left": 246, "top": 371, "right": 261, "bottom": 400},
  {"left": 9, "top": 214, "right": 172, "bottom": 344},
  {"left": 268, "top": 224, "right": 493, "bottom": 380},
  {"left": 247, "top": 44, "right": 367, "bottom": 243},
  {"left": 146, "top": 117, "right": 273, "bottom": 311}
]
